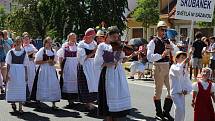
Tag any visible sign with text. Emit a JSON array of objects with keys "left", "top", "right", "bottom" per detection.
[{"left": 175, "top": 0, "right": 215, "bottom": 22}]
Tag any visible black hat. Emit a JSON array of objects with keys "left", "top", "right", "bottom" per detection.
[{"left": 107, "top": 26, "right": 120, "bottom": 35}]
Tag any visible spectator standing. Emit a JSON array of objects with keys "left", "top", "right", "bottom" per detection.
[
  {"left": 0, "top": 31, "right": 6, "bottom": 93},
  {"left": 202, "top": 37, "right": 210, "bottom": 67},
  {"left": 208, "top": 37, "right": 215, "bottom": 80},
  {"left": 2, "top": 30, "right": 13, "bottom": 53},
  {"left": 190, "top": 32, "right": 206, "bottom": 80}
]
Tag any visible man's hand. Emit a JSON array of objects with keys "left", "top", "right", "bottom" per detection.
[{"left": 162, "top": 50, "right": 169, "bottom": 58}]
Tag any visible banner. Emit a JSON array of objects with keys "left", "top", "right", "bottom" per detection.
[{"left": 175, "top": 0, "right": 215, "bottom": 22}]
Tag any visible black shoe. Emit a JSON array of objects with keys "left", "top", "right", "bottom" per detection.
[
  {"left": 163, "top": 111, "right": 174, "bottom": 121},
  {"left": 163, "top": 98, "right": 174, "bottom": 121},
  {"left": 66, "top": 103, "right": 77, "bottom": 109},
  {"left": 18, "top": 109, "right": 24, "bottom": 115},
  {"left": 1, "top": 89, "right": 5, "bottom": 94},
  {"left": 154, "top": 99, "right": 166, "bottom": 121},
  {"left": 11, "top": 104, "right": 17, "bottom": 112},
  {"left": 51, "top": 106, "right": 59, "bottom": 111},
  {"left": 155, "top": 114, "right": 166, "bottom": 121},
  {"left": 128, "top": 76, "right": 134, "bottom": 79}
]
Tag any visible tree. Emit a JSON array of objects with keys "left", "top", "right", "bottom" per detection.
[
  {"left": 132, "top": 0, "right": 159, "bottom": 39},
  {"left": 0, "top": 4, "right": 8, "bottom": 30},
  {"left": 5, "top": 0, "right": 128, "bottom": 40},
  {"left": 88, "top": 0, "right": 128, "bottom": 32}
]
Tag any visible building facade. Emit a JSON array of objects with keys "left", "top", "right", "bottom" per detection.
[{"left": 126, "top": 0, "right": 215, "bottom": 42}]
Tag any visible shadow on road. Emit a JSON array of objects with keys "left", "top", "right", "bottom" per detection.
[
  {"left": 119, "top": 108, "right": 156, "bottom": 121},
  {"left": 10, "top": 111, "right": 50, "bottom": 121},
  {"left": 64, "top": 103, "right": 103, "bottom": 119},
  {"left": 31, "top": 102, "right": 82, "bottom": 118}
]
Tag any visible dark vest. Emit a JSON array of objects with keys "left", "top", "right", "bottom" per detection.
[
  {"left": 11, "top": 50, "right": 26, "bottom": 64},
  {"left": 154, "top": 37, "right": 170, "bottom": 62},
  {"left": 43, "top": 49, "right": 55, "bottom": 61},
  {"left": 28, "top": 53, "right": 34, "bottom": 58},
  {"left": 64, "top": 49, "right": 77, "bottom": 57},
  {"left": 84, "top": 48, "right": 95, "bottom": 58}
]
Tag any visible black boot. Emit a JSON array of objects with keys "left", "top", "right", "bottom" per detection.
[
  {"left": 154, "top": 99, "right": 166, "bottom": 120},
  {"left": 163, "top": 98, "right": 174, "bottom": 121}
]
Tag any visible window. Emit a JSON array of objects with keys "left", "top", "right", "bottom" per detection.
[
  {"left": 180, "top": 28, "right": 188, "bottom": 41},
  {"left": 132, "top": 28, "right": 143, "bottom": 38}
]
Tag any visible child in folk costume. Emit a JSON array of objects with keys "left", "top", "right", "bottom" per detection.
[
  {"left": 192, "top": 67, "right": 215, "bottom": 121},
  {"left": 95, "top": 26, "right": 132, "bottom": 121},
  {"left": 57, "top": 33, "right": 78, "bottom": 107},
  {"left": 77, "top": 28, "right": 98, "bottom": 111},
  {"left": 6, "top": 36, "right": 29, "bottom": 113},
  {"left": 31, "top": 37, "right": 61, "bottom": 109},
  {"left": 22, "top": 34, "right": 38, "bottom": 96},
  {"left": 169, "top": 51, "right": 192, "bottom": 121}
]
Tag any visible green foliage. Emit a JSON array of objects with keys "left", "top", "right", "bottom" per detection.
[
  {"left": 132, "top": 0, "right": 159, "bottom": 28},
  {"left": 197, "top": 11, "right": 215, "bottom": 28},
  {"left": 5, "top": 0, "right": 128, "bottom": 41},
  {"left": 0, "top": 4, "right": 8, "bottom": 29}
]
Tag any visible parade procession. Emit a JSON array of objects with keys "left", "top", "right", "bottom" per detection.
[{"left": 1, "top": 0, "right": 215, "bottom": 121}]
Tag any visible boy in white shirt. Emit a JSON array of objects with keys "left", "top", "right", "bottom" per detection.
[{"left": 169, "top": 51, "right": 193, "bottom": 121}]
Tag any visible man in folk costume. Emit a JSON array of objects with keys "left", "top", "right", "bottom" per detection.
[
  {"left": 95, "top": 26, "right": 133, "bottom": 121},
  {"left": 57, "top": 32, "right": 78, "bottom": 107},
  {"left": 147, "top": 21, "right": 174, "bottom": 121},
  {"left": 22, "top": 34, "right": 38, "bottom": 97},
  {"left": 77, "top": 28, "right": 98, "bottom": 111}
]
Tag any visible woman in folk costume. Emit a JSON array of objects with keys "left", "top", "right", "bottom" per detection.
[
  {"left": 22, "top": 34, "right": 38, "bottom": 96},
  {"left": 6, "top": 36, "right": 29, "bottom": 113},
  {"left": 31, "top": 37, "right": 61, "bottom": 109},
  {"left": 77, "top": 28, "right": 98, "bottom": 111},
  {"left": 95, "top": 26, "right": 133, "bottom": 121},
  {"left": 169, "top": 51, "right": 192, "bottom": 121},
  {"left": 192, "top": 67, "right": 215, "bottom": 121},
  {"left": 57, "top": 32, "right": 78, "bottom": 107}
]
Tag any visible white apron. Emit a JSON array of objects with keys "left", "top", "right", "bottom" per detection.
[
  {"left": 62, "top": 57, "right": 78, "bottom": 93},
  {"left": 27, "top": 61, "right": 36, "bottom": 94},
  {"left": 6, "top": 64, "right": 26, "bottom": 102},
  {"left": 36, "top": 63, "right": 61, "bottom": 102},
  {"left": 82, "top": 58, "right": 97, "bottom": 92},
  {"left": 106, "top": 63, "right": 131, "bottom": 112}
]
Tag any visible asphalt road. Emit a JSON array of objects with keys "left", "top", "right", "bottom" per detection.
[{"left": 0, "top": 79, "right": 194, "bottom": 121}]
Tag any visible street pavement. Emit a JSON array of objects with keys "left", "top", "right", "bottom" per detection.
[{"left": 0, "top": 78, "right": 194, "bottom": 121}]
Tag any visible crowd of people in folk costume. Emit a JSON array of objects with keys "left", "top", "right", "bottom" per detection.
[
  {"left": 0, "top": 27, "right": 132, "bottom": 121},
  {"left": 0, "top": 21, "right": 215, "bottom": 121}
]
